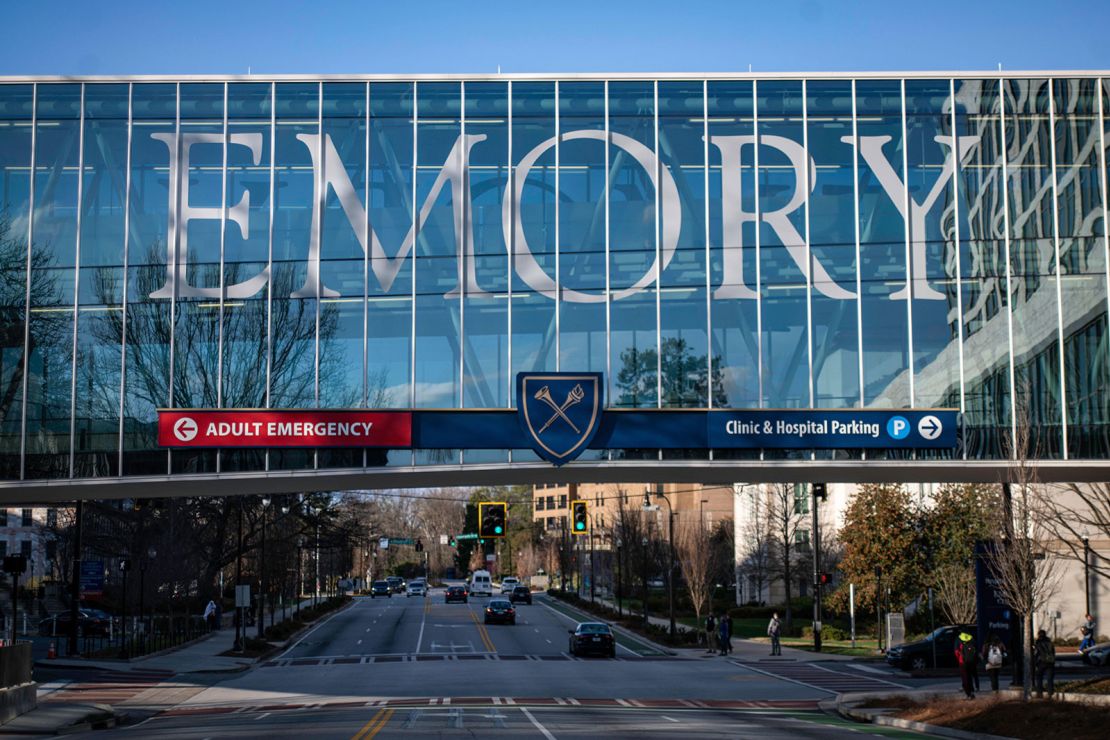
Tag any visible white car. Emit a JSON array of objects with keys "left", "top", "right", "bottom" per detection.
[
  {"left": 406, "top": 581, "right": 427, "bottom": 597},
  {"left": 500, "top": 577, "right": 520, "bottom": 594}
]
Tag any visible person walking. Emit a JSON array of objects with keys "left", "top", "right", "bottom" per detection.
[
  {"left": 723, "top": 612, "right": 734, "bottom": 654},
  {"left": 980, "top": 633, "right": 1007, "bottom": 692},
  {"left": 954, "top": 632, "right": 976, "bottom": 699},
  {"left": 1034, "top": 629, "right": 1056, "bottom": 698},
  {"left": 203, "top": 600, "right": 218, "bottom": 632},
  {"left": 1078, "top": 613, "right": 1096, "bottom": 660},
  {"left": 717, "top": 612, "right": 730, "bottom": 656},
  {"left": 704, "top": 613, "right": 717, "bottom": 654},
  {"left": 767, "top": 612, "right": 782, "bottom": 656}
]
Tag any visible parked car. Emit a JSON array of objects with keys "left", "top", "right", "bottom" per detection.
[
  {"left": 568, "top": 622, "right": 616, "bottom": 658},
  {"left": 1083, "top": 641, "right": 1110, "bottom": 666},
  {"left": 484, "top": 599, "right": 516, "bottom": 625},
  {"left": 370, "top": 580, "right": 392, "bottom": 598},
  {"left": 886, "top": 624, "right": 976, "bottom": 671},
  {"left": 38, "top": 610, "right": 113, "bottom": 638},
  {"left": 499, "top": 577, "right": 520, "bottom": 594},
  {"left": 386, "top": 576, "right": 405, "bottom": 593},
  {"left": 445, "top": 585, "right": 468, "bottom": 603},
  {"left": 509, "top": 585, "right": 533, "bottom": 605}
]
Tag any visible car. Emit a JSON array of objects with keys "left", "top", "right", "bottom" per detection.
[
  {"left": 499, "top": 577, "right": 520, "bottom": 594},
  {"left": 509, "top": 585, "right": 533, "bottom": 605},
  {"left": 1083, "top": 641, "right": 1110, "bottom": 666},
  {"left": 646, "top": 577, "right": 665, "bottom": 588},
  {"left": 568, "top": 621, "right": 616, "bottom": 658},
  {"left": 406, "top": 581, "right": 426, "bottom": 597},
  {"left": 386, "top": 576, "right": 406, "bottom": 593},
  {"left": 370, "top": 580, "right": 393, "bottom": 598},
  {"left": 38, "top": 609, "right": 113, "bottom": 637},
  {"left": 484, "top": 599, "right": 516, "bottom": 625},
  {"left": 445, "top": 585, "right": 468, "bottom": 603},
  {"left": 469, "top": 570, "right": 492, "bottom": 597},
  {"left": 886, "top": 624, "right": 976, "bottom": 671}
]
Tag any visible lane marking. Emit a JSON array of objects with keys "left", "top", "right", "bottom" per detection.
[
  {"left": 279, "top": 600, "right": 355, "bottom": 658},
  {"left": 468, "top": 608, "right": 497, "bottom": 653},
  {"left": 255, "top": 713, "right": 270, "bottom": 721},
  {"left": 661, "top": 715, "right": 679, "bottom": 723},
  {"left": 415, "top": 591, "right": 428, "bottom": 654},
  {"left": 520, "top": 707, "right": 557, "bottom": 740},
  {"left": 357, "top": 640, "right": 362, "bottom": 645},
  {"left": 351, "top": 707, "right": 393, "bottom": 740},
  {"left": 537, "top": 599, "right": 639, "bottom": 656}
]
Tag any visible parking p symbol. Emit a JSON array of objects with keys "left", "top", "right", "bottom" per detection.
[{"left": 887, "top": 416, "right": 909, "bottom": 440}]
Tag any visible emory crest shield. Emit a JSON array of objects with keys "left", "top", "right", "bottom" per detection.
[{"left": 517, "top": 373, "right": 603, "bottom": 466}]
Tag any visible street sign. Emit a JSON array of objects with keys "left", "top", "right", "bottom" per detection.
[
  {"left": 235, "top": 584, "right": 251, "bottom": 608},
  {"left": 389, "top": 538, "right": 415, "bottom": 546},
  {"left": 439, "top": 534, "right": 448, "bottom": 545},
  {"left": 79, "top": 560, "right": 104, "bottom": 598},
  {"left": 485, "top": 553, "right": 496, "bottom": 562},
  {"left": 455, "top": 533, "right": 479, "bottom": 541},
  {"left": 379, "top": 537, "right": 389, "bottom": 549}
]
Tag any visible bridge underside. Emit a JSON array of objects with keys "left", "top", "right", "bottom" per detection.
[{"left": 1, "top": 459, "right": 1107, "bottom": 504}]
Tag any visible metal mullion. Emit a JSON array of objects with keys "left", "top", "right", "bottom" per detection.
[
  {"left": 67, "top": 83, "right": 86, "bottom": 478},
  {"left": 215, "top": 82, "right": 228, "bottom": 474},
  {"left": 363, "top": 81, "right": 370, "bottom": 469},
  {"left": 702, "top": 80, "right": 711, "bottom": 412},
  {"left": 604, "top": 81, "right": 611, "bottom": 406},
  {"left": 654, "top": 81, "right": 662, "bottom": 413},
  {"left": 753, "top": 81, "right": 764, "bottom": 410},
  {"left": 1100, "top": 80, "right": 1110, "bottom": 417},
  {"left": 460, "top": 82, "right": 466, "bottom": 411},
  {"left": 117, "top": 83, "right": 133, "bottom": 475},
  {"left": 999, "top": 78, "right": 1019, "bottom": 455},
  {"left": 19, "top": 83, "right": 36, "bottom": 479},
  {"left": 950, "top": 79, "right": 967, "bottom": 459},
  {"left": 507, "top": 80, "right": 514, "bottom": 409},
  {"left": 851, "top": 80, "right": 864, "bottom": 410},
  {"left": 802, "top": 80, "right": 814, "bottom": 411},
  {"left": 167, "top": 82, "right": 181, "bottom": 475},
  {"left": 264, "top": 82, "right": 275, "bottom": 472},
  {"left": 900, "top": 79, "right": 915, "bottom": 408},
  {"left": 313, "top": 82, "right": 323, "bottom": 470},
  {"left": 1048, "top": 79, "right": 1068, "bottom": 458},
  {"left": 409, "top": 83, "right": 417, "bottom": 466},
  {"left": 555, "top": 82, "right": 561, "bottom": 371}
]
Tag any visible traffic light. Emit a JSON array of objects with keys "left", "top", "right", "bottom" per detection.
[
  {"left": 478, "top": 502, "right": 507, "bottom": 538},
  {"left": 819, "top": 572, "right": 832, "bottom": 586},
  {"left": 415, "top": 539, "right": 424, "bottom": 552},
  {"left": 812, "top": 482, "right": 827, "bottom": 501},
  {"left": 571, "top": 500, "right": 588, "bottom": 535}
]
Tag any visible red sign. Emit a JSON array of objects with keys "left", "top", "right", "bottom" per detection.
[{"left": 158, "top": 410, "right": 412, "bottom": 448}]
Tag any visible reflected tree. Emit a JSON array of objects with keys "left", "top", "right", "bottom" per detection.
[{"left": 615, "top": 337, "right": 727, "bottom": 408}]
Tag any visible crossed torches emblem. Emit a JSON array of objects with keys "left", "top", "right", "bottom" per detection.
[{"left": 533, "top": 384, "right": 586, "bottom": 434}]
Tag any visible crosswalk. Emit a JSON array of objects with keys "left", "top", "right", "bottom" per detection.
[
  {"left": 733, "top": 660, "right": 908, "bottom": 694},
  {"left": 40, "top": 668, "right": 175, "bottom": 705},
  {"left": 263, "top": 653, "right": 684, "bottom": 668}
]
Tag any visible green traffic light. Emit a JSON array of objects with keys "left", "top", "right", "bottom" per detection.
[
  {"left": 575, "top": 521, "right": 584, "bottom": 530},
  {"left": 495, "top": 525, "right": 503, "bottom": 534}
]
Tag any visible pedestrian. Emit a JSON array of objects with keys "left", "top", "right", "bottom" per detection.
[
  {"left": 1034, "top": 629, "right": 1056, "bottom": 697},
  {"left": 954, "top": 632, "right": 976, "bottom": 699},
  {"left": 717, "top": 612, "right": 730, "bottom": 656},
  {"left": 723, "top": 612, "right": 734, "bottom": 654},
  {"left": 980, "top": 633, "right": 1007, "bottom": 692},
  {"left": 1078, "top": 613, "right": 1096, "bottom": 659},
  {"left": 704, "top": 613, "right": 717, "bottom": 654},
  {"left": 767, "top": 612, "right": 782, "bottom": 656},
  {"left": 203, "top": 600, "right": 217, "bottom": 632}
]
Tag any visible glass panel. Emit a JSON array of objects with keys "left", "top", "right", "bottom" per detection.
[
  {"left": 26, "top": 84, "right": 81, "bottom": 478},
  {"left": 1005, "top": 79, "right": 1061, "bottom": 457},
  {"left": 0, "top": 84, "right": 33, "bottom": 479},
  {"left": 1056, "top": 78, "right": 1108, "bottom": 458},
  {"left": 74, "top": 83, "right": 128, "bottom": 477}
]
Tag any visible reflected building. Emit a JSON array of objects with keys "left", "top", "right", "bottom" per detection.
[{"left": 0, "top": 75, "right": 1107, "bottom": 493}]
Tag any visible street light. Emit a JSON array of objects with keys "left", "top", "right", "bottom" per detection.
[
  {"left": 258, "top": 496, "right": 270, "bottom": 639},
  {"left": 644, "top": 488, "right": 676, "bottom": 641}
]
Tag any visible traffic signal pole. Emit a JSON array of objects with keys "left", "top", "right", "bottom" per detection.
[{"left": 812, "top": 483, "right": 824, "bottom": 653}]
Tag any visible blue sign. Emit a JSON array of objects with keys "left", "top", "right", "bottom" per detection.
[
  {"left": 975, "top": 541, "right": 1016, "bottom": 656},
  {"left": 517, "top": 373, "right": 603, "bottom": 466},
  {"left": 79, "top": 559, "right": 105, "bottom": 598},
  {"left": 707, "top": 409, "right": 958, "bottom": 449}
]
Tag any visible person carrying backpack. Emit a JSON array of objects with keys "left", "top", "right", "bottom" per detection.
[
  {"left": 980, "top": 633, "right": 1006, "bottom": 692},
  {"left": 954, "top": 632, "right": 976, "bottom": 699},
  {"left": 1078, "top": 613, "right": 1096, "bottom": 660},
  {"left": 1034, "top": 629, "right": 1056, "bottom": 697},
  {"left": 704, "top": 613, "right": 717, "bottom": 654}
]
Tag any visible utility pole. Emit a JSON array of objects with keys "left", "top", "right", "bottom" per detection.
[
  {"left": 234, "top": 498, "right": 244, "bottom": 652},
  {"left": 68, "top": 500, "right": 84, "bottom": 656},
  {"left": 1083, "top": 537, "right": 1091, "bottom": 615},
  {"left": 812, "top": 483, "right": 825, "bottom": 652},
  {"left": 258, "top": 497, "right": 269, "bottom": 640}
]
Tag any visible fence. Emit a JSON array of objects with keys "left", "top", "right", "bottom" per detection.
[{"left": 0, "top": 643, "right": 31, "bottom": 690}]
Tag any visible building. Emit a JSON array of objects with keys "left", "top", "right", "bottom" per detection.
[
  {"left": 0, "top": 73, "right": 1107, "bottom": 499},
  {"left": 533, "top": 482, "right": 734, "bottom": 536}
]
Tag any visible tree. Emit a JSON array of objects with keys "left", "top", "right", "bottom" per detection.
[
  {"left": 736, "top": 484, "right": 772, "bottom": 605},
  {"left": 766, "top": 483, "right": 810, "bottom": 630},
  {"left": 615, "top": 337, "right": 728, "bottom": 407},
  {"left": 676, "top": 516, "right": 714, "bottom": 628},
  {"left": 1042, "top": 481, "right": 1110, "bottom": 583},
  {"left": 829, "top": 483, "right": 921, "bottom": 621}
]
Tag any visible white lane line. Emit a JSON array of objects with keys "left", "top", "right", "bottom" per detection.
[
  {"left": 661, "top": 716, "right": 679, "bottom": 723},
  {"left": 415, "top": 595, "right": 427, "bottom": 654},
  {"left": 545, "top": 639, "right": 552, "bottom": 644},
  {"left": 254, "top": 713, "right": 271, "bottom": 721},
  {"left": 366, "top": 628, "right": 371, "bottom": 632},
  {"left": 521, "top": 707, "right": 557, "bottom": 740},
  {"left": 847, "top": 663, "right": 893, "bottom": 676},
  {"left": 277, "top": 600, "right": 355, "bottom": 658},
  {"left": 538, "top": 600, "right": 638, "bottom": 656},
  {"left": 357, "top": 639, "right": 362, "bottom": 645}
]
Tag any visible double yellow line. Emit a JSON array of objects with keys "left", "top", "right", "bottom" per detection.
[
  {"left": 351, "top": 707, "right": 394, "bottom": 740},
  {"left": 470, "top": 608, "right": 497, "bottom": 653}
]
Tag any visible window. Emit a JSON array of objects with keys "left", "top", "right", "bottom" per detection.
[
  {"left": 558, "top": 495, "right": 567, "bottom": 509},
  {"left": 0, "top": 510, "right": 6, "bottom": 526},
  {"left": 20, "top": 540, "right": 30, "bottom": 558},
  {"left": 546, "top": 496, "right": 555, "bottom": 510},
  {"left": 21, "top": 509, "right": 32, "bottom": 527},
  {"left": 793, "top": 484, "right": 809, "bottom": 515},
  {"left": 46, "top": 509, "right": 57, "bottom": 528},
  {"left": 795, "top": 529, "right": 810, "bottom": 551},
  {"left": 535, "top": 498, "right": 545, "bottom": 511},
  {"left": 0, "top": 542, "right": 6, "bottom": 558}
]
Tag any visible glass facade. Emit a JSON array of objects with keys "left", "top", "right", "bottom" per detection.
[{"left": 0, "top": 74, "right": 1106, "bottom": 483}]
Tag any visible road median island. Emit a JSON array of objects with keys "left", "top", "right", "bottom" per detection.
[{"left": 839, "top": 690, "right": 1110, "bottom": 740}]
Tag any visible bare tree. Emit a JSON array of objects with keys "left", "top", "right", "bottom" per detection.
[
  {"left": 767, "top": 483, "right": 809, "bottom": 630},
  {"left": 676, "top": 516, "right": 714, "bottom": 628},
  {"left": 934, "top": 560, "right": 978, "bottom": 624},
  {"left": 735, "top": 484, "right": 772, "bottom": 605},
  {"left": 1042, "top": 481, "right": 1110, "bottom": 582}
]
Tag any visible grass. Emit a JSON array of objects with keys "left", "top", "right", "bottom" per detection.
[{"left": 1056, "top": 677, "right": 1110, "bottom": 695}]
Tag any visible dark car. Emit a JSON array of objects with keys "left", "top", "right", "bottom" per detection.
[
  {"left": 568, "top": 621, "right": 616, "bottom": 658},
  {"left": 445, "top": 585, "right": 468, "bottom": 603},
  {"left": 886, "top": 624, "right": 976, "bottom": 671},
  {"left": 38, "top": 609, "right": 112, "bottom": 637},
  {"left": 484, "top": 599, "right": 516, "bottom": 625},
  {"left": 370, "top": 580, "right": 392, "bottom": 598},
  {"left": 386, "top": 576, "right": 405, "bottom": 593},
  {"left": 509, "top": 585, "right": 532, "bottom": 605}
]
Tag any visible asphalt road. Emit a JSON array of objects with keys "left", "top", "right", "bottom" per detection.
[{"left": 71, "top": 587, "right": 942, "bottom": 739}]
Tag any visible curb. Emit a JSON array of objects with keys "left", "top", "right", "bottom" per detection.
[
  {"left": 836, "top": 691, "right": 1016, "bottom": 740},
  {"left": 1000, "top": 687, "right": 1110, "bottom": 705},
  {"left": 56, "top": 705, "right": 125, "bottom": 735}
]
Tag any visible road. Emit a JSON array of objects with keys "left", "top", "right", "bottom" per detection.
[{"left": 64, "top": 587, "right": 937, "bottom": 738}]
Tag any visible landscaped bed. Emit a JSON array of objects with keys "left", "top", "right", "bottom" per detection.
[{"left": 858, "top": 694, "right": 1110, "bottom": 740}]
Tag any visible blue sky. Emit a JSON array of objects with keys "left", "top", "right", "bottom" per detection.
[{"left": 0, "top": 0, "right": 1105, "bottom": 75}]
